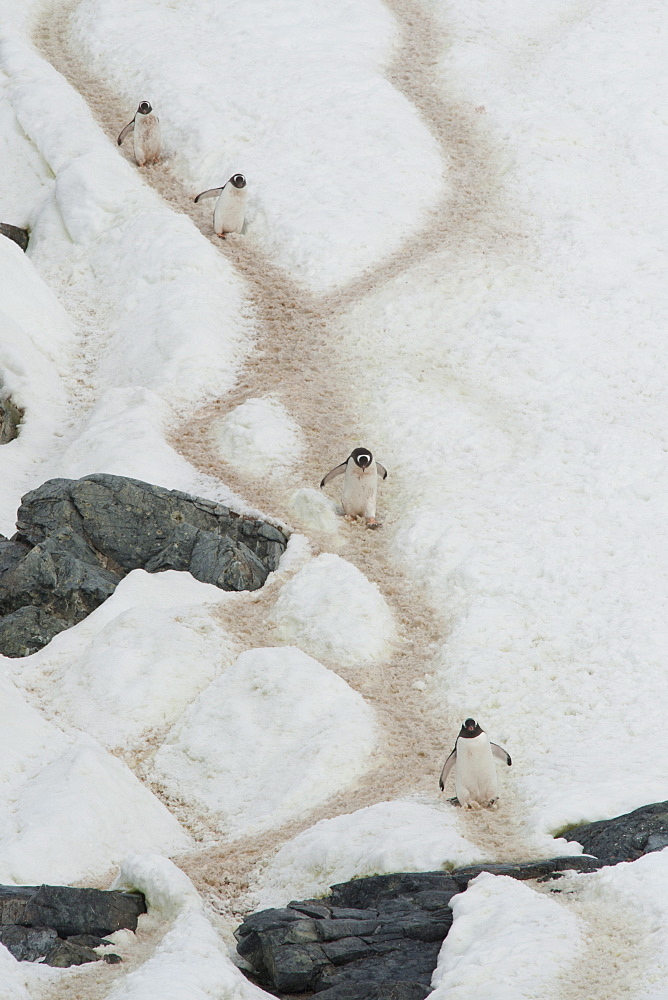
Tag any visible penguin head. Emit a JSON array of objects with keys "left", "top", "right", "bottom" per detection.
[
  {"left": 460, "top": 718, "right": 483, "bottom": 738},
  {"left": 351, "top": 447, "right": 373, "bottom": 470},
  {"left": 137, "top": 101, "right": 153, "bottom": 115},
  {"left": 230, "top": 174, "right": 247, "bottom": 189}
]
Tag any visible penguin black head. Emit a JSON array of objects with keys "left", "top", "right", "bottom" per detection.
[
  {"left": 460, "top": 718, "right": 483, "bottom": 738},
  {"left": 138, "top": 101, "right": 152, "bottom": 115},
  {"left": 351, "top": 447, "right": 373, "bottom": 470},
  {"left": 230, "top": 174, "right": 247, "bottom": 189}
]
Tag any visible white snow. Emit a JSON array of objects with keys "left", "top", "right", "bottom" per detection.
[
  {"left": 68, "top": 0, "right": 445, "bottom": 291},
  {"left": 211, "top": 397, "right": 303, "bottom": 478},
  {"left": 0, "top": 0, "right": 666, "bottom": 993},
  {"left": 16, "top": 570, "right": 238, "bottom": 750},
  {"left": 0, "top": 676, "right": 190, "bottom": 885},
  {"left": 429, "top": 872, "right": 582, "bottom": 999},
  {"left": 270, "top": 552, "right": 396, "bottom": 667},
  {"left": 254, "top": 801, "right": 484, "bottom": 909},
  {"left": 152, "top": 646, "right": 378, "bottom": 837}
]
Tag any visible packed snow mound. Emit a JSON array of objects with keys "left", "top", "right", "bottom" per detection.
[
  {"left": 152, "top": 646, "right": 378, "bottom": 838},
  {"left": 254, "top": 800, "right": 485, "bottom": 908},
  {"left": 211, "top": 397, "right": 303, "bottom": 477},
  {"left": 69, "top": 0, "right": 445, "bottom": 291},
  {"left": 270, "top": 553, "right": 396, "bottom": 666},
  {"left": 0, "top": 698, "right": 191, "bottom": 885},
  {"left": 429, "top": 872, "right": 582, "bottom": 999},
  {"left": 19, "top": 569, "right": 238, "bottom": 750},
  {"left": 289, "top": 487, "right": 340, "bottom": 534}
]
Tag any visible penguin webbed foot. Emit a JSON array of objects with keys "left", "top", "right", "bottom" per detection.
[{"left": 366, "top": 518, "right": 382, "bottom": 529}]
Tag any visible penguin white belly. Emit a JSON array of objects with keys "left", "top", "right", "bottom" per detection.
[
  {"left": 342, "top": 465, "right": 377, "bottom": 518},
  {"left": 455, "top": 735, "right": 498, "bottom": 807},
  {"left": 134, "top": 114, "right": 161, "bottom": 166},
  {"left": 213, "top": 187, "right": 247, "bottom": 235}
]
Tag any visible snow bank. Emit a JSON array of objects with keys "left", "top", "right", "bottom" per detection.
[
  {"left": 0, "top": 673, "right": 190, "bottom": 884},
  {"left": 255, "top": 801, "right": 484, "bottom": 908},
  {"left": 270, "top": 553, "right": 395, "bottom": 667},
  {"left": 18, "top": 570, "right": 237, "bottom": 750},
  {"left": 211, "top": 397, "right": 303, "bottom": 478},
  {"left": 429, "top": 872, "right": 582, "bottom": 999},
  {"left": 152, "top": 646, "right": 378, "bottom": 838},
  {"left": 587, "top": 851, "right": 668, "bottom": 998},
  {"left": 0, "top": 34, "right": 253, "bottom": 418},
  {"left": 289, "top": 488, "right": 340, "bottom": 535},
  {"left": 109, "top": 854, "right": 269, "bottom": 1000},
  {"left": 69, "top": 0, "right": 444, "bottom": 291},
  {"left": 0, "top": 943, "right": 30, "bottom": 1000},
  {"left": 0, "top": 239, "right": 73, "bottom": 532}
]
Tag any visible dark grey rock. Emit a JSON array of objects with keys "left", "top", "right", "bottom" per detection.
[
  {"left": 23, "top": 885, "right": 146, "bottom": 938},
  {"left": 44, "top": 939, "right": 102, "bottom": 967},
  {"left": 450, "top": 855, "right": 601, "bottom": 888},
  {"left": 0, "top": 925, "right": 57, "bottom": 961},
  {"left": 264, "top": 942, "right": 330, "bottom": 993},
  {"left": 320, "top": 936, "right": 373, "bottom": 965},
  {"left": 0, "top": 886, "right": 37, "bottom": 925},
  {"left": 0, "top": 474, "right": 289, "bottom": 657},
  {"left": 66, "top": 933, "right": 113, "bottom": 948},
  {"left": 0, "top": 536, "right": 30, "bottom": 575},
  {"left": 568, "top": 801, "right": 668, "bottom": 865},
  {"left": 315, "top": 985, "right": 428, "bottom": 1000},
  {"left": 0, "top": 224, "right": 29, "bottom": 252},
  {"left": 236, "top": 861, "right": 611, "bottom": 998},
  {"left": 317, "top": 919, "right": 381, "bottom": 941},
  {"left": 0, "top": 394, "right": 23, "bottom": 444},
  {"left": 0, "top": 606, "right": 72, "bottom": 657},
  {"left": 289, "top": 902, "right": 332, "bottom": 919}
]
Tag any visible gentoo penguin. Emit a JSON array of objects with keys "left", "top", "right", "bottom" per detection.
[
  {"left": 117, "top": 101, "right": 161, "bottom": 166},
  {"left": 320, "top": 447, "right": 387, "bottom": 527},
  {"left": 194, "top": 174, "right": 247, "bottom": 237},
  {"left": 439, "top": 718, "right": 511, "bottom": 808}
]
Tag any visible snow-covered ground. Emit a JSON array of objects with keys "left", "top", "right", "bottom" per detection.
[{"left": 1, "top": 0, "right": 667, "bottom": 995}]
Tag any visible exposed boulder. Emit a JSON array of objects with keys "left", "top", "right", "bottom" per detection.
[
  {"left": 0, "top": 223, "right": 29, "bottom": 252},
  {"left": 0, "top": 884, "right": 144, "bottom": 967},
  {"left": 0, "top": 474, "right": 289, "bottom": 657},
  {"left": 0, "top": 393, "right": 24, "bottom": 444},
  {"left": 235, "top": 858, "right": 600, "bottom": 998},
  {"left": 568, "top": 800, "right": 668, "bottom": 865}
]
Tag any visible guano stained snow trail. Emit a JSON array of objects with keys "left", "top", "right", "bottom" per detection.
[
  {"left": 29, "top": 3, "right": 651, "bottom": 999},
  {"left": 33, "top": 0, "right": 534, "bottom": 869}
]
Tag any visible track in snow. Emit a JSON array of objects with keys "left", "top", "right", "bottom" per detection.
[{"left": 31, "top": 2, "right": 651, "bottom": 998}]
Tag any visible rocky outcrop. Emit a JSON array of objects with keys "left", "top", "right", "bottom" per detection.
[
  {"left": 0, "top": 884, "right": 146, "bottom": 967},
  {"left": 0, "top": 393, "right": 23, "bottom": 444},
  {"left": 568, "top": 800, "right": 668, "bottom": 865},
  {"left": 0, "top": 474, "right": 289, "bottom": 657},
  {"left": 235, "top": 858, "right": 595, "bottom": 999},
  {"left": 0, "top": 223, "right": 29, "bottom": 252}
]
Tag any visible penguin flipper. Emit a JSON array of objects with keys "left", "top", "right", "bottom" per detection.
[
  {"left": 320, "top": 463, "right": 347, "bottom": 488},
  {"left": 117, "top": 120, "right": 135, "bottom": 146},
  {"left": 376, "top": 463, "right": 388, "bottom": 480},
  {"left": 194, "top": 187, "right": 225, "bottom": 203},
  {"left": 439, "top": 748, "right": 456, "bottom": 791},
  {"left": 491, "top": 743, "right": 512, "bottom": 766}
]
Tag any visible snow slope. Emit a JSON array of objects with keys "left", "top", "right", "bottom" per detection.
[{"left": 1, "top": 0, "right": 667, "bottom": 996}]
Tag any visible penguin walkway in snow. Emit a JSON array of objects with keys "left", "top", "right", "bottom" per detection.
[
  {"left": 194, "top": 174, "right": 247, "bottom": 238},
  {"left": 320, "top": 447, "right": 388, "bottom": 528},
  {"left": 439, "top": 718, "right": 512, "bottom": 808},
  {"left": 117, "top": 101, "right": 161, "bottom": 166}
]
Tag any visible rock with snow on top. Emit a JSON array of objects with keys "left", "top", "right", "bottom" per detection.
[{"left": 211, "top": 397, "right": 303, "bottom": 477}]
